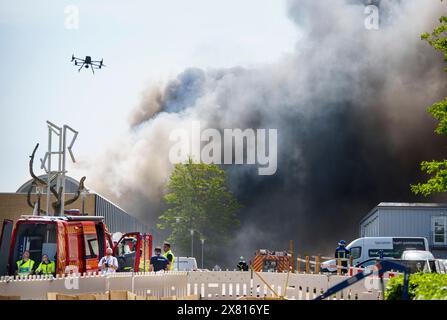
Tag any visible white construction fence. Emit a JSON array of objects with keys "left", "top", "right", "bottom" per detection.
[{"left": 0, "top": 271, "right": 386, "bottom": 300}]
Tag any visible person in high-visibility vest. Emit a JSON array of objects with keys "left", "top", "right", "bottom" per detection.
[
  {"left": 334, "top": 240, "right": 350, "bottom": 274},
  {"left": 237, "top": 256, "right": 249, "bottom": 271},
  {"left": 138, "top": 249, "right": 151, "bottom": 272},
  {"left": 35, "top": 254, "right": 56, "bottom": 275},
  {"left": 163, "top": 242, "right": 175, "bottom": 271},
  {"left": 16, "top": 250, "right": 35, "bottom": 276}
]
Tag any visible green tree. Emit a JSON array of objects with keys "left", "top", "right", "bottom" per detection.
[
  {"left": 158, "top": 158, "right": 241, "bottom": 263},
  {"left": 411, "top": 16, "right": 447, "bottom": 196}
]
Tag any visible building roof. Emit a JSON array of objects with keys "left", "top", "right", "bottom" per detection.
[
  {"left": 16, "top": 174, "right": 85, "bottom": 194},
  {"left": 360, "top": 202, "right": 447, "bottom": 225},
  {"left": 15, "top": 175, "right": 129, "bottom": 214},
  {"left": 376, "top": 202, "right": 447, "bottom": 208}
]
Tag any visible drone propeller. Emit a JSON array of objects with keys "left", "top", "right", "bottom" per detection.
[{"left": 71, "top": 54, "right": 75, "bottom": 62}]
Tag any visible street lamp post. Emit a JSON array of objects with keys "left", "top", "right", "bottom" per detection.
[
  {"left": 176, "top": 217, "right": 180, "bottom": 271},
  {"left": 190, "top": 229, "right": 194, "bottom": 257},
  {"left": 200, "top": 238, "right": 205, "bottom": 269}
]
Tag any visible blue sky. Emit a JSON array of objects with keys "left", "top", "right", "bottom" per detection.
[{"left": 0, "top": 0, "right": 297, "bottom": 191}]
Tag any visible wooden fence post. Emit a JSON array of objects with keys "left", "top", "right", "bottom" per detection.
[
  {"left": 289, "top": 240, "right": 295, "bottom": 273},
  {"left": 305, "top": 256, "right": 310, "bottom": 274},
  {"left": 315, "top": 256, "right": 320, "bottom": 274},
  {"left": 297, "top": 255, "right": 301, "bottom": 273}
]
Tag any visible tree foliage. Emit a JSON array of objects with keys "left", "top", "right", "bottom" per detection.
[
  {"left": 158, "top": 158, "right": 241, "bottom": 261},
  {"left": 411, "top": 16, "right": 447, "bottom": 196},
  {"left": 385, "top": 273, "right": 447, "bottom": 300}
]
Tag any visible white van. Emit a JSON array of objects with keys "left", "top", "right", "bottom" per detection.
[
  {"left": 321, "top": 237, "right": 429, "bottom": 272},
  {"left": 172, "top": 257, "right": 198, "bottom": 271}
]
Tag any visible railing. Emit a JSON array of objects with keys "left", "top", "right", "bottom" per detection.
[
  {"left": 187, "top": 271, "right": 383, "bottom": 300},
  {"left": 0, "top": 271, "right": 188, "bottom": 300},
  {"left": 0, "top": 271, "right": 384, "bottom": 300}
]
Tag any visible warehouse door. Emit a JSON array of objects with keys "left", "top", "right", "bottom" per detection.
[{"left": 432, "top": 216, "right": 447, "bottom": 246}]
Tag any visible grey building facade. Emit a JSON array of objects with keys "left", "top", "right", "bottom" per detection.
[
  {"left": 94, "top": 194, "right": 150, "bottom": 234},
  {"left": 359, "top": 203, "right": 447, "bottom": 258}
]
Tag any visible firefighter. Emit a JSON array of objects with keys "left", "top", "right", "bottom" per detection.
[
  {"left": 150, "top": 247, "right": 169, "bottom": 272},
  {"left": 163, "top": 241, "right": 175, "bottom": 271},
  {"left": 16, "top": 250, "right": 35, "bottom": 276},
  {"left": 35, "top": 254, "right": 55, "bottom": 275},
  {"left": 237, "top": 256, "right": 249, "bottom": 271},
  {"left": 335, "top": 240, "right": 350, "bottom": 274}
]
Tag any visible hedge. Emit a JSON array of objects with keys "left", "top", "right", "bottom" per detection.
[{"left": 385, "top": 273, "right": 447, "bottom": 300}]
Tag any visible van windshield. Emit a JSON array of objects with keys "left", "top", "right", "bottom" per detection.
[{"left": 11, "top": 222, "right": 57, "bottom": 273}]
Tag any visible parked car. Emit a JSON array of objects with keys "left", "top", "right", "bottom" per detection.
[
  {"left": 397, "top": 250, "right": 436, "bottom": 273},
  {"left": 401, "top": 250, "right": 435, "bottom": 261},
  {"left": 172, "top": 257, "right": 198, "bottom": 271}
]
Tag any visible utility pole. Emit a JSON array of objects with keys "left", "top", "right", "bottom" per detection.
[
  {"left": 190, "top": 229, "right": 194, "bottom": 257},
  {"left": 200, "top": 238, "right": 205, "bottom": 269},
  {"left": 176, "top": 217, "right": 180, "bottom": 270}
]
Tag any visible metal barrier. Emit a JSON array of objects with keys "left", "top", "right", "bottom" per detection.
[
  {"left": 0, "top": 271, "right": 384, "bottom": 300},
  {"left": 187, "top": 271, "right": 383, "bottom": 300},
  {"left": 0, "top": 272, "right": 188, "bottom": 300},
  {"left": 187, "top": 271, "right": 251, "bottom": 299}
]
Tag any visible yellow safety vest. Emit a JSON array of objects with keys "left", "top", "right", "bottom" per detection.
[
  {"left": 36, "top": 261, "right": 55, "bottom": 274},
  {"left": 16, "top": 259, "right": 35, "bottom": 276},
  {"left": 164, "top": 250, "right": 175, "bottom": 271},
  {"left": 138, "top": 259, "right": 151, "bottom": 272}
]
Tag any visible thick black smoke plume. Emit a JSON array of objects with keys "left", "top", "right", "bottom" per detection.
[{"left": 83, "top": 0, "right": 447, "bottom": 267}]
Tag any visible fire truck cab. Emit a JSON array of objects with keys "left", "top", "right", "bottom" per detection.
[{"left": 0, "top": 215, "right": 152, "bottom": 276}]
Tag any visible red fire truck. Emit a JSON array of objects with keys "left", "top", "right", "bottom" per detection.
[{"left": 0, "top": 215, "right": 152, "bottom": 276}]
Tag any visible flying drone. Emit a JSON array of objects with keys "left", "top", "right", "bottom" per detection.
[{"left": 71, "top": 54, "right": 105, "bottom": 74}]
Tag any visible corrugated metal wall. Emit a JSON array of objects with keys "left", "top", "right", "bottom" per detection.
[
  {"left": 359, "top": 204, "right": 447, "bottom": 258},
  {"left": 379, "top": 207, "right": 433, "bottom": 238},
  {"left": 360, "top": 205, "right": 447, "bottom": 246},
  {"left": 360, "top": 211, "right": 380, "bottom": 237},
  {"left": 94, "top": 194, "right": 150, "bottom": 233}
]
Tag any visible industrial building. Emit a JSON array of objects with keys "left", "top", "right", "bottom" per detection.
[
  {"left": 360, "top": 203, "right": 447, "bottom": 258},
  {"left": 0, "top": 175, "right": 151, "bottom": 234}
]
